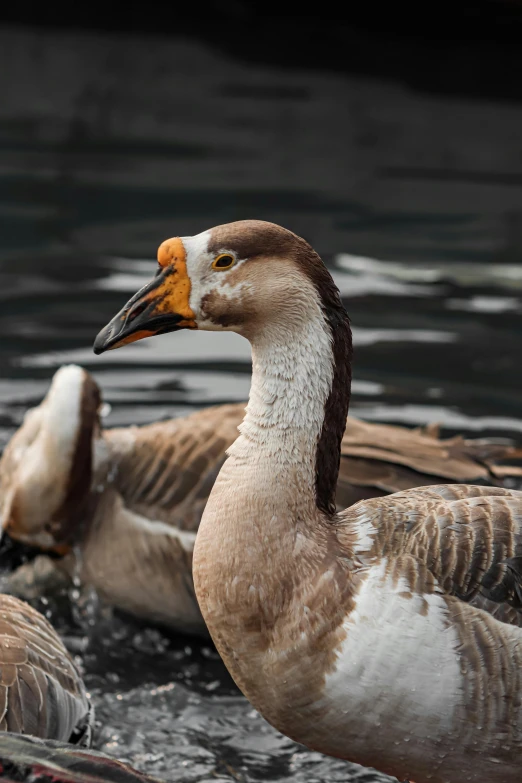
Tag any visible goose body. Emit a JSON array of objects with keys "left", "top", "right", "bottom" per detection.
[
  {"left": 0, "top": 366, "right": 234, "bottom": 634},
  {"left": 0, "top": 594, "right": 91, "bottom": 742},
  {"left": 94, "top": 220, "right": 522, "bottom": 783},
  {"left": 1, "top": 369, "right": 521, "bottom": 636}
]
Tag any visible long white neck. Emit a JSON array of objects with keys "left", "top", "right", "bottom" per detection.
[{"left": 220, "top": 275, "right": 353, "bottom": 520}]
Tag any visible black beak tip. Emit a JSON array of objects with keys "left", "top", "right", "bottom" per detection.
[{"left": 93, "top": 324, "right": 113, "bottom": 355}]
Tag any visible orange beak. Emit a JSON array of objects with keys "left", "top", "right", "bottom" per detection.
[{"left": 93, "top": 237, "right": 197, "bottom": 355}]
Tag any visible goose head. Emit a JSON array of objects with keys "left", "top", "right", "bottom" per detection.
[
  {"left": 94, "top": 221, "right": 352, "bottom": 517},
  {"left": 93, "top": 220, "right": 346, "bottom": 351},
  {"left": 0, "top": 365, "right": 101, "bottom": 551}
]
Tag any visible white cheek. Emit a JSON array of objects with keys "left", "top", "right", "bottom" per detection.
[
  {"left": 183, "top": 230, "right": 211, "bottom": 267},
  {"left": 183, "top": 232, "right": 250, "bottom": 331},
  {"left": 183, "top": 230, "right": 213, "bottom": 323}
]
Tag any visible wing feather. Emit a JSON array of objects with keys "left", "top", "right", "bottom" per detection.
[
  {"left": 343, "top": 484, "right": 522, "bottom": 626},
  {"left": 0, "top": 595, "right": 90, "bottom": 741}
]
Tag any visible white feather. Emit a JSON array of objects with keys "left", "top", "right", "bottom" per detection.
[{"left": 318, "top": 559, "right": 462, "bottom": 759}]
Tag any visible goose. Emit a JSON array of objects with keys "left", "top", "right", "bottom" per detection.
[
  {"left": 93, "top": 220, "right": 522, "bottom": 783},
  {"left": 1, "top": 369, "right": 521, "bottom": 636},
  {"left": 0, "top": 365, "right": 218, "bottom": 635},
  {"left": 0, "top": 593, "right": 91, "bottom": 743}
]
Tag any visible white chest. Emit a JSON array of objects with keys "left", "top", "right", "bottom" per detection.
[{"left": 307, "top": 560, "right": 464, "bottom": 771}]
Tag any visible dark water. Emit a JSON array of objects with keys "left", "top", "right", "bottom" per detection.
[{"left": 1, "top": 23, "right": 522, "bottom": 783}]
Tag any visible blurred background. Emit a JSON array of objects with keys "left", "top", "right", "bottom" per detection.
[
  {"left": 1, "top": 3, "right": 522, "bottom": 781},
  {"left": 1, "top": 1, "right": 522, "bottom": 446}
]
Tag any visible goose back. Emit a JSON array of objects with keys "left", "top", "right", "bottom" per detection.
[{"left": 106, "top": 405, "right": 522, "bottom": 527}]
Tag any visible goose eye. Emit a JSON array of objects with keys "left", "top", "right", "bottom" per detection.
[{"left": 212, "top": 254, "right": 235, "bottom": 271}]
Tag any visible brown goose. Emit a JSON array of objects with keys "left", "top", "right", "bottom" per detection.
[
  {"left": 94, "top": 220, "right": 522, "bottom": 783},
  {"left": 0, "top": 593, "right": 91, "bottom": 742},
  {"left": 1, "top": 366, "right": 521, "bottom": 636}
]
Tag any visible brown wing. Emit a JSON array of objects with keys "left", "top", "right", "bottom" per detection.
[
  {"left": 0, "top": 594, "right": 90, "bottom": 741},
  {"left": 103, "top": 403, "right": 244, "bottom": 531},
  {"left": 335, "top": 417, "right": 522, "bottom": 507},
  {"left": 106, "top": 406, "right": 522, "bottom": 528},
  {"left": 343, "top": 484, "right": 522, "bottom": 627}
]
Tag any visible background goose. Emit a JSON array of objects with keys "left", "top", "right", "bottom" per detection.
[
  {"left": 94, "top": 220, "right": 522, "bottom": 783},
  {"left": 0, "top": 593, "right": 91, "bottom": 743},
  {"left": 1, "top": 364, "right": 521, "bottom": 636}
]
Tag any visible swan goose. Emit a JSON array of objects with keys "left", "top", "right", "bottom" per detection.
[
  {"left": 0, "top": 594, "right": 91, "bottom": 742},
  {"left": 93, "top": 220, "right": 522, "bottom": 783},
  {"left": 1, "top": 367, "right": 521, "bottom": 635},
  {"left": 0, "top": 365, "right": 219, "bottom": 634}
]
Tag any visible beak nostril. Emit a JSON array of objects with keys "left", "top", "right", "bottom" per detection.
[{"left": 129, "top": 301, "right": 149, "bottom": 322}]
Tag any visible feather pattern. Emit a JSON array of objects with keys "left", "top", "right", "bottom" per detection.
[
  {"left": 0, "top": 595, "right": 90, "bottom": 742},
  {"left": 102, "top": 405, "right": 522, "bottom": 534},
  {"left": 102, "top": 403, "right": 242, "bottom": 531},
  {"left": 106, "top": 407, "right": 522, "bottom": 528},
  {"left": 344, "top": 484, "right": 522, "bottom": 623}
]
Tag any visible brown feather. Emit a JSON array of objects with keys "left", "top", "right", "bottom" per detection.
[
  {"left": 0, "top": 595, "right": 90, "bottom": 741},
  {"left": 103, "top": 403, "right": 243, "bottom": 532},
  {"left": 341, "top": 484, "right": 522, "bottom": 625},
  {"left": 105, "top": 406, "right": 522, "bottom": 533}
]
